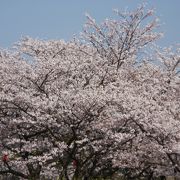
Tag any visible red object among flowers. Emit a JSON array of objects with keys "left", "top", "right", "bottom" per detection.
[
  {"left": 2, "top": 154, "right": 8, "bottom": 163},
  {"left": 73, "top": 160, "right": 77, "bottom": 168}
]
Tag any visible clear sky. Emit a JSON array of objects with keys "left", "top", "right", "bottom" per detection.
[{"left": 0, "top": 0, "right": 179, "bottom": 48}]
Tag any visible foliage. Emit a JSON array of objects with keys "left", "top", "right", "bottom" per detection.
[{"left": 0, "top": 5, "right": 180, "bottom": 180}]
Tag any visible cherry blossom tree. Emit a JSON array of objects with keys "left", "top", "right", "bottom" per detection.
[{"left": 0, "top": 5, "right": 180, "bottom": 180}]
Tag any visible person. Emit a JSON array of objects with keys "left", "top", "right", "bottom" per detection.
[{"left": 2, "top": 152, "right": 9, "bottom": 165}]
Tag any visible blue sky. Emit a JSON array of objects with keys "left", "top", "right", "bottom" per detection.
[{"left": 0, "top": 0, "right": 179, "bottom": 48}]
